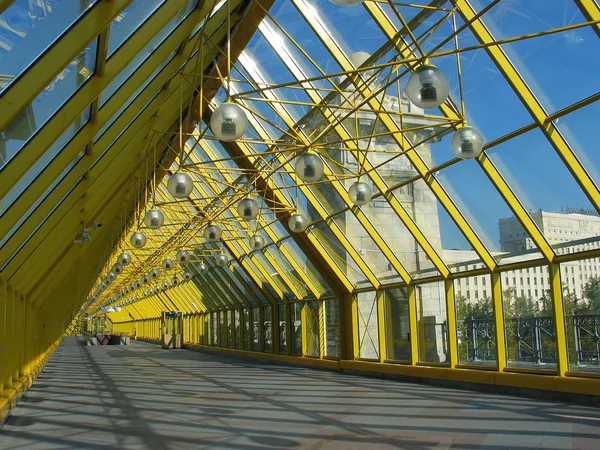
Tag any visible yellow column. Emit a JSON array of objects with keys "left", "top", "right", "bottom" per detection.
[
  {"left": 377, "top": 290, "right": 387, "bottom": 363},
  {"left": 445, "top": 280, "right": 458, "bottom": 368},
  {"left": 549, "top": 264, "right": 569, "bottom": 376},
  {"left": 318, "top": 301, "right": 324, "bottom": 359},
  {"left": 407, "top": 285, "right": 419, "bottom": 366},
  {"left": 258, "top": 306, "right": 265, "bottom": 352},
  {"left": 0, "top": 278, "right": 5, "bottom": 394},
  {"left": 491, "top": 273, "right": 507, "bottom": 372},
  {"left": 284, "top": 303, "right": 292, "bottom": 355}
]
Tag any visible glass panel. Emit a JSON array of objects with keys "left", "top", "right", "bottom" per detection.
[
  {"left": 279, "top": 305, "right": 287, "bottom": 354},
  {"left": 357, "top": 291, "right": 379, "bottom": 359},
  {"left": 280, "top": 237, "right": 333, "bottom": 296},
  {"left": 243, "top": 308, "right": 250, "bottom": 349},
  {"left": 227, "top": 310, "right": 233, "bottom": 347},
  {"left": 324, "top": 298, "right": 340, "bottom": 358},
  {"left": 212, "top": 312, "right": 218, "bottom": 345},
  {"left": 305, "top": 301, "right": 319, "bottom": 357},
  {"left": 416, "top": 281, "right": 448, "bottom": 364},
  {"left": 561, "top": 260, "right": 600, "bottom": 374},
  {"left": 264, "top": 305, "right": 272, "bottom": 352},
  {"left": 454, "top": 275, "right": 496, "bottom": 366},
  {"left": 384, "top": 286, "right": 410, "bottom": 362},
  {"left": 235, "top": 309, "right": 241, "bottom": 349},
  {"left": 0, "top": 40, "right": 96, "bottom": 170},
  {"left": 0, "top": 0, "right": 96, "bottom": 95},
  {"left": 501, "top": 268, "right": 556, "bottom": 370},
  {"left": 291, "top": 302, "right": 302, "bottom": 354},
  {"left": 252, "top": 307, "right": 260, "bottom": 351},
  {"left": 107, "top": 0, "right": 165, "bottom": 56}
]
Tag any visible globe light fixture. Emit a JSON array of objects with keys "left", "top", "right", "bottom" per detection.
[
  {"left": 237, "top": 198, "right": 259, "bottom": 221},
  {"left": 142, "top": 274, "right": 150, "bottom": 284},
  {"left": 112, "top": 263, "right": 123, "bottom": 275},
  {"left": 107, "top": 271, "right": 117, "bottom": 282},
  {"left": 144, "top": 209, "right": 164, "bottom": 229},
  {"left": 155, "top": 285, "right": 162, "bottom": 293},
  {"left": 349, "top": 181, "right": 372, "bottom": 206},
  {"left": 135, "top": 280, "right": 142, "bottom": 289},
  {"left": 176, "top": 250, "right": 190, "bottom": 264},
  {"left": 162, "top": 281, "right": 170, "bottom": 290},
  {"left": 288, "top": 212, "right": 308, "bottom": 233},
  {"left": 167, "top": 172, "right": 193, "bottom": 198},
  {"left": 295, "top": 152, "right": 325, "bottom": 183},
  {"left": 172, "top": 276, "right": 180, "bottom": 286},
  {"left": 204, "top": 224, "right": 222, "bottom": 242},
  {"left": 450, "top": 126, "right": 484, "bottom": 160},
  {"left": 330, "top": 0, "right": 364, "bottom": 5},
  {"left": 198, "top": 262, "right": 209, "bottom": 274},
  {"left": 215, "top": 253, "right": 229, "bottom": 267},
  {"left": 184, "top": 270, "right": 193, "bottom": 281},
  {"left": 210, "top": 102, "right": 249, "bottom": 142},
  {"left": 150, "top": 269, "right": 160, "bottom": 279},
  {"left": 118, "top": 253, "right": 131, "bottom": 266},
  {"left": 162, "top": 259, "right": 174, "bottom": 270},
  {"left": 249, "top": 234, "right": 265, "bottom": 251},
  {"left": 406, "top": 63, "right": 449, "bottom": 109},
  {"left": 130, "top": 232, "right": 146, "bottom": 249}
]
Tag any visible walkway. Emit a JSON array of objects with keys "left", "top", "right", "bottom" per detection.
[{"left": 1, "top": 338, "right": 599, "bottom": 449}]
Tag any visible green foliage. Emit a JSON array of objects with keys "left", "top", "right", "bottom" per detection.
[{"left": 583, "top": 276, "right": 600, "bottom": 314}]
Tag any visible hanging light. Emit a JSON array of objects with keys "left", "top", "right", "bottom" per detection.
[
  {"left": 204, "top": 224, "right": 222, "bottom": 242},
  {"left": 406, "top": 63, "right": 449, "bottom": 109},
  {"left": 155, "top": 285, "right": 162, "bottom": 293},
  {"left": 210, "top": 102, "right": 249, "bottom": 142},
  {"left": 144, "top": 209, "right": 164, "bottom": 229},
  {"left": 142, "top": 274, "right": 150, "bottom": 284},
  {"left": 199, "top": 262, "right": 209, "bottom": 274},
  {"left": 288, "top": 213, "right": 308, "bottom": 233},
  {"left": 167, "top": 172, "right": 193, "bottom": 198},
  {"left": 162, "top": 259, "right": 174, "bottom": 270},
  {"left": 135, "top": 280, "right": 142, "bottom": 289},
  {"left": 450, "top": 126, "right": 484, "bottom": 160},
  {"left": 130, "top": 232, "right": 146, "bottom": 249},
  {"left": 118, "top": 253, "right": 131, "bottom": 266},
  {"left": 215, "top": 253, "right": 229, "bottom": 267},
  {"left": 184, "top": 270, "right": 193, "bottom": 281},
  {"left": 176, "top": 250, "right": 190, "bottom": 264},
  {"left": 162, "top": 281, "right": 170, "bottom": 290},
  {"left": 349, "top": 181, "right": 372, "bottom": 206},
  {"left": 330, "top": 0, "right": 364, "bottom": 5},
  {"left": 150, "top": 269, "right": 160, "bottom": 279},
  {"left": 249, "top": 235, "right": 265, "bottom": 251},
  {"left": 237, "top": 198, "right": 259, "bottom": 221},
  {"left": 172, "top": 276, "right": 180, "bottom": 286},
  {"left": 107, "top": 271, "right": 117, "bottom": 282},
  {"left": 111, "top": 263, "right": 123, "bottom": 275},
  {"left": 295, "top": 151, "right": 324, "bottom": 183}
]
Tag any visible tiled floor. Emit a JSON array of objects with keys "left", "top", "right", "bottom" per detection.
[{"left": 1, "top": 337, "right": 599, "bottom": 449}]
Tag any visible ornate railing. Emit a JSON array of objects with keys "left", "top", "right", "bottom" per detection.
[{"left": 459, "top": 314, "right": 600, "bottom": 366}]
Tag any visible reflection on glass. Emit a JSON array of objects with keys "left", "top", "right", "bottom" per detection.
[
  {"left": 357, "top": 291, "right": 379, "bottom": 359},
  {"left": 235, "top": 310, "right": 241, "bottom": 348},
  {"left": 501, "top": 269, "right": 556, "bottom": 370},
  {"left": 0, "top": 41, "right": 96, "bottom": 170},
  {"left": 416, "top": 281, "right": 448, "bottom": 364},
  {"left": 305, "top": 301, "right": 319, "bottom": 357},
  {"left": 279, "top": 305, "right": 287, "bottom": 353},
  {"left": 252, "top": 306, "right": 260, "bottom": 351},
  {"left": 107, "top": 0, "right": 165, "bottom": 56},
  {"left": 227, "top": 310, "right": 233, "bottom": 347},
  {"left": 264, "top": 305, "right": 272, "bottom": 352},
  {"left": 454, "top": 275, "right": 496, "bottom": 366},
  {"left": 560, "top": 260, "right": 600, "bottom": 373},
  {"left": 211, "top": 312, "right": 218, "bottom": 345},
  {"left": 324, "top": 298, "right": 340, "bottom": 358},
  {"left": 0, "top": 0, "right": 97, "bottom": 95},
  {"left": 384, "top": 287, "right": 410, "bottom": 361},
  {"left": 291, "top": 302, "right": 302, "bottom": 354},
  {"left": 243, "top": 308, "right": 250, "bottom": 349}
]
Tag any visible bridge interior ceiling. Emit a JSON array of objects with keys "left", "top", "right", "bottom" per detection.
[{"left": 1, "top": 0, "right": 600, "bottom": 377}]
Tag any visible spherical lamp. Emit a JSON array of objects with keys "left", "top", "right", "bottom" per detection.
[
  {"left": 118, "top": 252, "right": 131, "bottom": 266},
  {"left": 176, "top": 250, "right": 190, "bottom": 264},
  {"left": 107, "top": 271, "right": 117, "bottom": 282},
  {"left": 349, "top": 181, "right": 372, "bottom": 206},
  {"left": 167, "top": 172, "right": 193, "bottom": 198},
  {"left": 215, "top": 253, "right": 229, "bottom": 267},
  {"left": 135, "top": 280, "right": 142, "bottom": 289},
  {"left": 450, "top": 126, "right": 484, "bottom": 160},
  {"left": 198, "top": 262, "right": 209, "bottom": 274},
  {"left": 330, "top": 0, "right": 364, "bottom": 5},
  {"left": 130, "top": 232, "right": 146, "bottom": 249},
  {"left": 203, "top": 224, "right": 222, "bottom": 242},
  {"left": 150, "top": 269, "right": 160, "bottom": 279},
  {"left": 210, "top": 102, "right": 248, "bottom": 142},
  {"left": 237, "top": 198, "right": 259, "bottom": 221},
  {"left": 162, "top": 281, "right": 170, "bottom": 290},
  {"left": 172, "top": 276, "right": 180, "bottom": 286},
  {"left": 249, "top": 234, "right": 265, "bottom": 251},
  {"left": 162, "top": 259, "right": 174, "bottom": 270},
  {"left": 288, "top": 213, "right": 308, "bottom": 233},
  {"left": 142, "top": 274, "right": 149, "bottom": 284},
  {"left": 112, "top": 263, "right": 123, "bottom": 275},
  {"left": 406, "top": 64, "right": 449, "bottom": 109},
  {"left": 154, "top": 285, "right": 162, "bottom": 293},
  {"left": 295, "top": 152, "right": 324, "bottom": 183},
  {"left": 144, "top": 209, "right": 164, "bottom": 229},
  {"left": 184, "top": 270, "right": 193, "bottom": 281}
]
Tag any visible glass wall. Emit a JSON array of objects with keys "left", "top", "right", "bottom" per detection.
[
  {"left": 264, "top": 305, "right": 272, "bottom": 352},
  {"left": 416, "top": 282, "right": 448, "bottom": 364},
  {"left": 291, "top": 302, "right": 302, "bottom": 354},
  {"left": 279, "top": 305, "right": 287, "bottom": 353},
  {"left": 243, "top": 309, "right": 250, "bottom": 350},
  {"left": 384, "top": 287, "right": 410, "bottom": 362},
  {"left": 252, "top": 307, "right": 260, "bottom": 351},
  {"left": 324, "top": 299, "right": 340, "bottom": 358},
  {"left": 357, "top": 292, "right": 379, "bottom": 359},
  {"left": 235, "top": 310, "right": 241, "bottom": 349},
  {"left": 305, "top": 301, "right": 320, "bottom": 357}
]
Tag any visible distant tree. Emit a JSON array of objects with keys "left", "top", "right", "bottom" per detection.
[{"left": 583, "top": 277, "right": 600, "bottom": 314}]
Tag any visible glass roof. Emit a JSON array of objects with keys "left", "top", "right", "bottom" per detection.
[{"left": 0, "top": 0, "right": 598, "bottom": 318}]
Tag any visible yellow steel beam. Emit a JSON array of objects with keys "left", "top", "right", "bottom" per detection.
[
  {"left": 490, "top": 272, "right": 507, "bottom": 372},
  {"left": 549, "top": 264, "right": 568, "bottom": 376},
  {"left": 0, "top": 0, "right": 15, "bottom": 15},
  {"left": 453, "top": 0, "right": 600, "bottom": 214},
  {"left": 0, "top": 0, "right": 133, "bottom": 134},
  {"left": 575, "top": 0, "right": 600, "bottom": 38}
]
